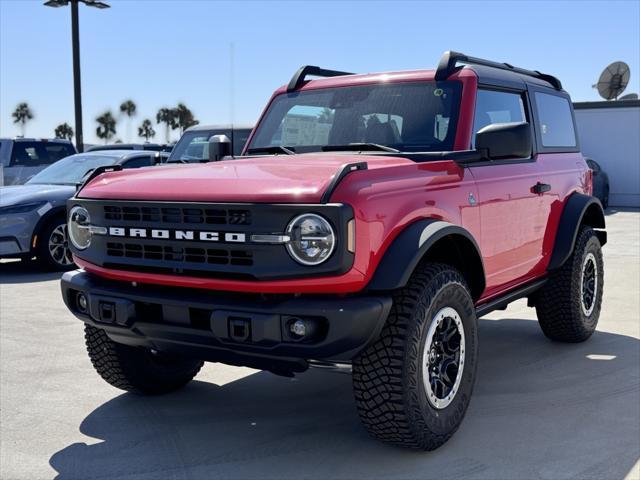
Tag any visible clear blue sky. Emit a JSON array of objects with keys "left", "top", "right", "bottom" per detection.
[{"left": 1, "top": 0, "right": 639, "bottom": 144}]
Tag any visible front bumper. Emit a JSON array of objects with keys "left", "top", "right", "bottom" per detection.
[
  {"left": 61, "top": 270, "right": 392, "bottom": 373},
  {"left": 0, "top": 211, "right": 39, "bottom": 257}
]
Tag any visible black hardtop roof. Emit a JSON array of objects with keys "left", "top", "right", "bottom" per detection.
[{"left": 436, "top": 51, "right": 563, "bottom": 91}]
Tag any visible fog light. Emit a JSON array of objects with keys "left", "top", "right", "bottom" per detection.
[
  {"left": 76, "top": 293, "right": 88, "bottom": 313},
  {"left": 290, "top": 319, "right": 307, "bottom": 337}
]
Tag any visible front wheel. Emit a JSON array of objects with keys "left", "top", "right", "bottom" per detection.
[
  {"left": 352, "top": 263, "right": 478, "bottom": 450},
  {"left": 37, "top": 218, "right": 75, "bottom": 271},
  {"left": 84, "top": 325, "right": 204, "bottom": 394},
  {"left": 535, "top": 226, "right": 604, "bottom": 342}
]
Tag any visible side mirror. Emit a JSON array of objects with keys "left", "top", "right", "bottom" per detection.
[
  {"left": 208, "top": 134, "right": 232, "bottom": 162},
  {"left": 475, "top": 122, "right": 532, "bottom": 160}
]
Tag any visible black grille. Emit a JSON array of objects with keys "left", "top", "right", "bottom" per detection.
[
  {"left": 103, "top": 205, "right": 251, "bottom": 225},
  {"left": 106, "top": 242, "right": 253, "bottom": 266},
  {"left": 75, "top": 200, "right": 353, "bottom": 281}
]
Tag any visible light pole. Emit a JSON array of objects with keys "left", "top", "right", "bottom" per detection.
[{"left": 43, "top": 0, "right": 110, "bottom": 152}]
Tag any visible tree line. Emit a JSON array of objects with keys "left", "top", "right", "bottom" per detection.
[{"left": 10, "top": 100, "right": 199, "bottom": 145}]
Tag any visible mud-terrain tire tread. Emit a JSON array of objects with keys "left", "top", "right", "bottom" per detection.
[
  {"left": 352, "top": 263, "right": 477, "bottom": 450},
  {"left": 84, "top": 325, "right": 203, "bottom": 394},
  {"left": 535, "top": 226, "right": 603, "bottom": 342}
]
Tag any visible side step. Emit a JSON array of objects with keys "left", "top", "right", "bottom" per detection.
[{"left": 475, "top": 278, "right": 547, "bottom": 318}]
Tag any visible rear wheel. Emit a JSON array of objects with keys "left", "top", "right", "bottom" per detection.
[
  {"left": 352, "top": 263, "right": 478, "bottom": 450},
  {"left": 37, "top": 218, "right": 75, "bottom": 271},
  {"left": 84, "top": 325, "right": 204, "bottom": 394},
  {"left": 535, "top": 226, "right": 604, "bottom": 342}
]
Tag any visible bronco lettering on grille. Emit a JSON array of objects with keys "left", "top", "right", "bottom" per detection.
[{"left": 106, "top": 227, "right": 246, "bottom": 243}]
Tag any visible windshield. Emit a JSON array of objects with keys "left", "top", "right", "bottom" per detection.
[
  {"left": 168, "top": 129, "right": 251, "bottom": 162},
  {"left": 247, "top": 81, "right": 462, "bottom": 154},
  {"left": 26, "top": 154, "right": 118, "bottom": 185}
]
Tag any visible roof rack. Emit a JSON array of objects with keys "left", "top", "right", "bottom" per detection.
[
  {"left": 287, "top": 65, "right": 354, "bottom": 92},
  {"left": 435, "top": 51, "right": 563, "bottom": 90}
]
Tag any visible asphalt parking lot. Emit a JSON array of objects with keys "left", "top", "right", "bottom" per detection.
[{"left": 1, "top": 209, "right": 639, "bottom": 480}]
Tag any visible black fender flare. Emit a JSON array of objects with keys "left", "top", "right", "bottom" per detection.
[
  {"left": 366, "top": 219, "right": 486, "bottom": 299},
  {"left": 547, "top": 193, "right": 606, "bottom": 271}
]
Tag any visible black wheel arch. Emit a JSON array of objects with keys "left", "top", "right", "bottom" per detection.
[
  {"left": 366, "top": 219, "right": 486, "bottom": 301},
  {"left": 547, "top": 192, "right": 607, "bottom": 271},
  {"left": 31, "top": 206, "right": 67, "bottom": 254}
]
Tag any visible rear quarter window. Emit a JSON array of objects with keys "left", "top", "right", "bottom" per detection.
[{"left": 534, "top": 92, "right": 577, "bottom": 148}]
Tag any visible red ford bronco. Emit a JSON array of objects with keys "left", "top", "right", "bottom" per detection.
[{"left": 61, "top": 51, "right": 606, "bottom": 450}]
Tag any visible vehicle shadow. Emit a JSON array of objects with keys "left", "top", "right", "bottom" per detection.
[
  {"left": 49, "top": 318, "right": 640, "bottom": 480},
  {"left": 0, "top": 260, "right": 65, "bottom": 284}
]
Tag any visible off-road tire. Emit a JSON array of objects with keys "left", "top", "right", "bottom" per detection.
[
  {"left": 37, "top": 217, "right": 76, "bottom": 271},
  {"left": 535, "top": 226, "right": 603, "bottom": 342},
  {"left": 352, "top": 263, "right": 478, "bottom": 450},
  {"left": 84, "top": 325, "right": 204, "bottom": 394}
]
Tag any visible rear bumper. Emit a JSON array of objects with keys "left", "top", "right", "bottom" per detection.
[{"left": 61, "top": 270, "right": 392, "bottom": 371}]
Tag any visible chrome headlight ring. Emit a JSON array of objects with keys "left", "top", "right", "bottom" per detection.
[{"left": 285, "top": 213, "right": 336, "bottom": 266}]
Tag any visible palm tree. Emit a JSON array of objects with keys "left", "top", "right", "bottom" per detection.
[
  {"left": 156, "top": 107, "right": 177, "bottom": 142},
  {"left": 138, "top": 119, "right": 156, "bottom": 142},
  {"left": 119, "top": 99, "right": 136, "bottom": 142},
  {"left": 12, "top": 102, "right": 34, "bottom": 137},
  {"left": 174, "top": 103, "right": 199, "bottom": 134},
  {"left": 54, "top": 122, "right": 74, "bottom": 141},
  {"left": 96, "top": 111, "right": 117, "bottom": 144}
]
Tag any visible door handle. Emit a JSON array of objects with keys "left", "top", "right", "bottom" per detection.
[{"left": 532, "top": 182, "right": 551, "bottom": 194}]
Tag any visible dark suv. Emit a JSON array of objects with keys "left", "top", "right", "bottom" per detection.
[{"left": 61, "top": 51, "right": 606, "bottom": 450}]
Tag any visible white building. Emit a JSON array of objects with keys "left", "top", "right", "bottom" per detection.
[{"left": 574, "top": 100, "right": 640, "bottom": 207}]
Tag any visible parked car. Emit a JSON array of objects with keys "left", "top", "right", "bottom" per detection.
[
  {"left": 0, "top": 138, "right": 76, "bottom": 186},
  {"left": 0, "top": 150, "right": 160, "bottom": 270},
  {"left": 87, "top": 143, "right": 172, "bottom": 153},
  {"left": 167, "top": 124, "right": 252, "bottom": 163},
  {"left": 61, "top": 51, "right": 606, "bottom": 450},
  {"left": 586, "top": 158, "right": 610, "bottom": 208}
]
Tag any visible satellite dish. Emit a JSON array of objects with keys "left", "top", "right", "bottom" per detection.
[
  {"left": 594, "top": 61, "right": 630, "bottom": 100},
  {"left": 619, "top": 93, "right": 638, "bottom": 101}
]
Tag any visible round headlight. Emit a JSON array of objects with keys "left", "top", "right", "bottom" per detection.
[
  {"left": 286, "top": 213, "right": 336, "bottom": 265},
  {"left": 68, "top": 206, "right": 92, "bottom": 250}
]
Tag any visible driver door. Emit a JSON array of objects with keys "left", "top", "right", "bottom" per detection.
[{"left": 469, "top": 89, "right": 549, "bottom": 296}]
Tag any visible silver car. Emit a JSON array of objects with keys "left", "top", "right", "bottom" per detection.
[
  {"left": 0, "top": 150, "right": 160, "bottom": 270},
  {"left": 0, "top": 138, "right": 77, "bottom": 186}
]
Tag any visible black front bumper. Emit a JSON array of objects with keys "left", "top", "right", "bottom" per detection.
[{"left": 61, "top": 270, "right": 392, "bottom": 373}]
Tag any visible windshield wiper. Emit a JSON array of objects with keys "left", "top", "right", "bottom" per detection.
[
  {"left": 247, "top": 145, "right": 296, "bottom": 155},
  {"left": 322, "top": 143, "right": 400, "bottom": 153}
]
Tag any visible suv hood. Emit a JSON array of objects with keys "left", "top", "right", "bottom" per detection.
[{"left": 78, "top": 154, "right": 413, "bottom": 203}]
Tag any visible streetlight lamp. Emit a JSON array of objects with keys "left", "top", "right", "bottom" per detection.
[{"left": 43, "top": 0, "right": 110, "bottom": 152}]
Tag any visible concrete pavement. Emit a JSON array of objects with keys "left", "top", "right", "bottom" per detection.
[{"left": 1, "top": 209, "right": 639, "bottom": 480}]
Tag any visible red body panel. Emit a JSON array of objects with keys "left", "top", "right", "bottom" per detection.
[
  {"left": 78, "top": 155, "right": 413, "bottom": 203},
  {"left": 75, "top": 67, "right": 587, "bottom": 303}
]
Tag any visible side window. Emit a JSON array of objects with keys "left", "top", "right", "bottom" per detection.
[
  {"left": 534, "top": 92, "right": 576, "bottom": 148},
  {"left": 44, "top": 144, "right": 75, "bottom": 163},
  {"left": 9, "top": 142, "right": 47, "bottom": 167},
  {"left": 472, "top": 90, "right": 526, "bottom": 147},
  {"left": 122, "top": 155, "right": 153, "bottom": 169}
]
